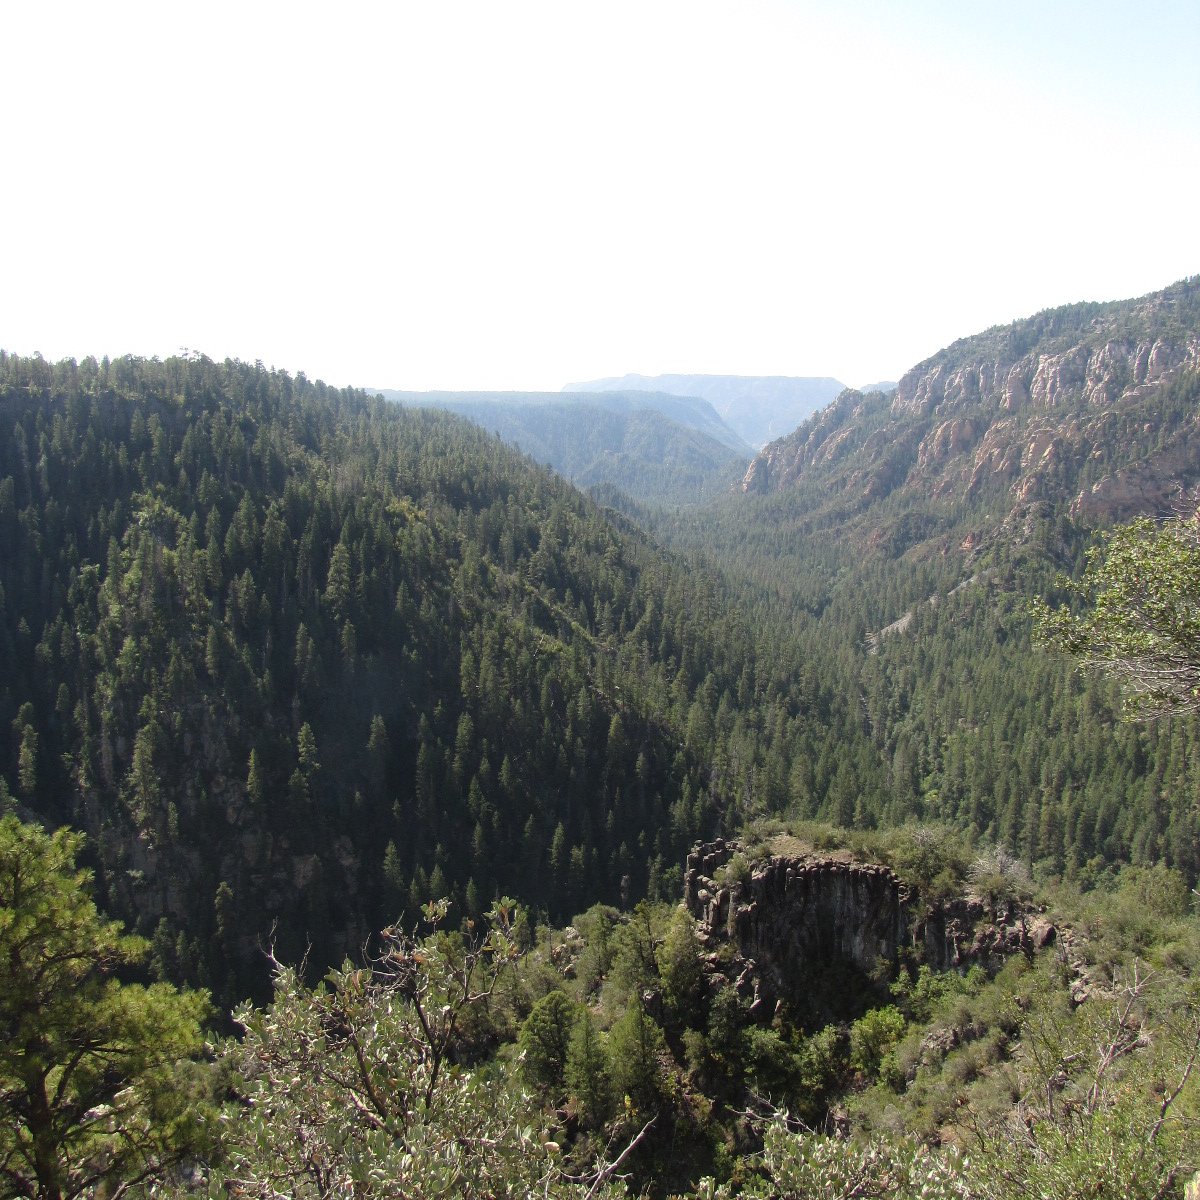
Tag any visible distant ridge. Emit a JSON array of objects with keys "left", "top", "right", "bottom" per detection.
[
  {"left": 375, "top": 388, "right": 749, "bottom": 454},
  {"left": 563, "top": 373, "right": 846, "bottom": 448},
  {"left": 374, "top": 388, "right": 751, "bottom": 506}
]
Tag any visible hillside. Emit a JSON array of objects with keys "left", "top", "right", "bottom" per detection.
[
  {"left": 741, "top": 277, "right": 1200, "bottom": 550},
  {"left": 9, "top": 279, "right": 1196, "bottom": 1013},
  {"left": 564, "top": 373, "right": 846, "bottom": 449},
  {"left": 0, "top": 352, "right": 889, "bottom": 1004},
  {"left": 8, "top": 302, "right": 1200, "bottom": 1197},
  {"left": 375, "top": 389, "right": 751, "bottom": 506},
  {"left": 645, "top": 279, "right": 1200, "bottom": 895}
]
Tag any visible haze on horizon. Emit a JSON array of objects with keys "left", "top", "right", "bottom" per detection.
[{"left": 3, "top": 1, "right": 1198, "bottom": 394}]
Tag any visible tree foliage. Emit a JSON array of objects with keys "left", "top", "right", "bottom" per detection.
[
  {"left": 1037, "top": 510, "right": 1200, "bottom": 718},
  {"left": 699, "top": 962, "right": 1200, "bottom": 1199},
  {"left": 1, "top": 350, "right": 831, "bottom": 994},
  {"left": 699, "top": 1120, "right": 972, "bottom": 1200},
  {"left": 518, "top": 990, "right": 582, "bottom": 1096},
  {"left": 0, "top": 815, "right": 211, "bottom": 1200},
  {"left": 210, "top": 900, "right": 624, "bottom": 1199}
]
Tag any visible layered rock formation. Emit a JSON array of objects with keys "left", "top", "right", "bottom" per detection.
[{"left": 889, "top": 335, "right": 1198, "bottom": 419}]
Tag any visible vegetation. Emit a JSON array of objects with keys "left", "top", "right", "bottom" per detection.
[
  {"left": 0, "top": 351, "right": 794, "bottom": 998},
  {"left": 1036, "top": 503, "right": 1200, "bottom": 717},
  {"left": 0, "top": 813, "right": 212, "bottom": 1200},
  {"left": 5, "top": 271, "right": 1200, "bottom": 1196},
  {"left": 643, "top": 374, "right": 1200, "bottom": 884},
  {"left": 384, "top": 390, "right": 751, "bottom": 506},
  {"left": 563, "top": 372, "right": 846, "bottom": 450},
  {"left": 1, "top": 349, "right": 926, "bottom": 1001},
  {"left": 209, "top": 900, "right": 633, "bottom": 1200},
  {"left": 8, "top": 794, "right": 1200, "bottom": 1197}
]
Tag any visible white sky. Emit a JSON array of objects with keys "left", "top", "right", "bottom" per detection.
[{"left": 4, "top": 1, "right": 1198, "bottom": 392}]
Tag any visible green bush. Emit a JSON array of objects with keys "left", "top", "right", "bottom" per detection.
[{"left": 849, "top": 1005, "right": 907, "bottom": 1076}]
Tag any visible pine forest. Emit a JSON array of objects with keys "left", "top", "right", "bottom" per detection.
[{"left": 6, "top": 277, "right": 1200, "bottom": 1199}]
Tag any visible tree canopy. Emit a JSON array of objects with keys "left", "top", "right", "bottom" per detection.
[
  {"left": 214, "top": 901, "right": 627, "bottom": 1200},
  {"left": 0, "top": 814, "right": 212, "bottom": 1200},
  {"left": 1036, "top": 508, "right": 1200, "bottom": 718}
]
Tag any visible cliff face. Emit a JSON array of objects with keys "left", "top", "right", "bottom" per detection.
[
  {"left": 740, "top": 278, "right": 1200, "bottom": 538},
  {"left": 684, "top": 840, "right": 1055, "bottom": 1019},
  {"left": 890, "top": 334, "right": 1198, "bottom": 419},
  {"left": 685, "top": 839, "right": 908, "bottom": 991}
]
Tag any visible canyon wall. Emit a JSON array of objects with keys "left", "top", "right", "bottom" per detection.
[{"left": 684, "top": 839, "right": 1056, "bottom": 1016}]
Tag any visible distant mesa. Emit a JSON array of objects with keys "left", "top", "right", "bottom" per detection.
[{"left": 563, "top": 373, "right": 846, "bottom": 449}]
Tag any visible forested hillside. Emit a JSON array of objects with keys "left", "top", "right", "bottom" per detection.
[
  {"left": 6, "top": 282, "right": 1195, "bottom": 1017},
  {"left": 741, "top": 277, "right": 1200, "bottom": 532},
  {"left": 0, "top": 351, "right": 878, "bottom": 1003},
  {"left": 565, "top": 374, "right": 846, "bottom": 449},
  {"left": 647, "top": 278, "right": 1200, "bottom": 891},
  {"left": 7, "top": 276, "right": 1200, "bottom": 1197}
]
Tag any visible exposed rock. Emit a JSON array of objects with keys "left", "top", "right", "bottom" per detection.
[
  {"left": 1001, "top": 364, "right": 1030, "bottom": 410},
  {"left": 917, "top": 419, "right": 980, "bottom": 469},
  {"left": 892, "top": 332, "right": 1200, "bottom": 424},
  {"left": 740, "top": 455, "right": 769, "bottom": 493},
  {"left": 684, "top": 839, "right": 1056, "bottom": 1017},
  {"left": 914, "top": 1025, "right": 961, "bottom": 1078},
  {"left": 919, "top": 894, "right": 1056, "bottom": 971},
  {"left": 740, "top": 279, "right": 1200, "bottom": 539}
]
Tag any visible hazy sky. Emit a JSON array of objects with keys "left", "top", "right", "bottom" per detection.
[{"left": 4, "top": 1, "right": 1198, "bottom": 391}]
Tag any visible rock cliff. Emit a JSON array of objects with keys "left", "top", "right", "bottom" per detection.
[
  {"left": 740, "top": 277, "right": 1200, "bottom": 542},
  {"left": 684, "top": 839, "right": 1055, "bottom": 1020}
]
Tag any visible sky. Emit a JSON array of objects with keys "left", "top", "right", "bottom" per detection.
[{"left": 4, "top": 1, "right": 1198, "bottom": 392}]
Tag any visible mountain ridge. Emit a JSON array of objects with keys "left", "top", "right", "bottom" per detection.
[
  {"left": 564, "top": 373, "right": 846, "bottom": 449},
  {"left": 372, "top": 388, "right": 751, "bottom": 506},
  {"left": 0, "top": 354, "right": 784, "bottom": 996},
  {"left": 740, "top": 277, "right": 1200, "bottom": 546},
  {"left": 375, "top": 387, "right": 750, "bottom": 454}
]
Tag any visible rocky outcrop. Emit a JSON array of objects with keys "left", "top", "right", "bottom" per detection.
[
  {"left": 739, "top": 279, "right": 1200, "bottom": 540},
  {"left": 684, "top": 839, "right": 1055, "bottom": 1018},
  {"left": 740, "top": 455, "right": 769, "bottom": 494},
  {"left": 1069, "top": 431, "right": 1200, "bottom": 522},
  {"left": 686, "top": 840, "right": 908, "bottom": 985},
  {"left": 893, "top": 335, "right": 1200, "bottom": 419},
  {"left": 917, "top": 419, "right": 981, "bottom": 470},
  {"left": 919, "top": 892, "right": 1057, "bottom": 972}
]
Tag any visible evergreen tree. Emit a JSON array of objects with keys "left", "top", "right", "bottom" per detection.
[
  {"left": 0, "top": 815, "right": 212, "bottom": 1200},
  {"left": 518, "top": 990, "right": 582, "bottom": 1096},
  {"left": 565, "top": 1008, "right": 612, "bottom": 1129},
  {"left": 606, "top": 992, "right": 667, "bottom": 1115}
]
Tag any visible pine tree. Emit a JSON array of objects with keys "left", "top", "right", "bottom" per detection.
[
  {"left": 565, "top": 1008, "right": 612, "bottom": 1129},
  {"left": 0, "top": 815, "right": 213, "bottom": 1200},
  {"left": 518, "top": 990, "right": 582, "bottom": 1096}
]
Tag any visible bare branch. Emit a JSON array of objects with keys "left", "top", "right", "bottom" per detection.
[{"left": 584, "top": 1116, "right": 657, "bottom": 1199}]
